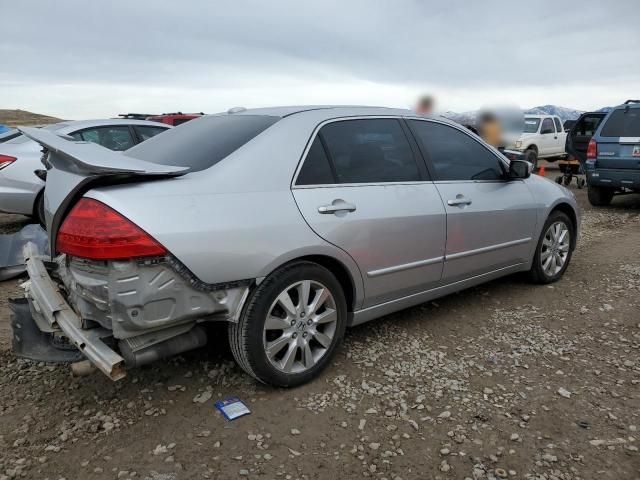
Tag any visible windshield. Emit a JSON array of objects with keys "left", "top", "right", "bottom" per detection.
[
  {"left": 523, "top": 118, "right": 540, "bottom": 133},
  {"left": 600, "top": 109, "right": 640, "bottom": 137},
  {"left": 125, "top": 114, "right": 280, "bottom": 172}
]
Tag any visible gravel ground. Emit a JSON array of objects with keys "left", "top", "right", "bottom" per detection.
[{"left": 0, "top": 174, "right": 638, "bottom": 480}]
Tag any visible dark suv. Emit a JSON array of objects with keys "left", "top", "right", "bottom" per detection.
[{"left": 576, "top": 100, "right": 640, "bottom": 206}]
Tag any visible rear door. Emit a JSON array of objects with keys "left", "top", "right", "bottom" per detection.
[
  {"left": 595, "top": 107, "right": 640, "bottom": 170},
  {"left": 292, "top": 118, "right": 446, "bottom": 307},
  {"left": 407, "top": 119, "right": 537, "bottom": 283},
  {"left": 566, "top": 112, "right": 606, "bottom": 162}
]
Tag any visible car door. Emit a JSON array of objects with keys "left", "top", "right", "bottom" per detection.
[
  {"left": 292, "top": 118, "right": 447, "bottom": 308},
  {"left": 539, "top": 118, "right": 557, "bottom": 156},
  {"left": 407, "top": 119, "right": 537, "bottom": 283},
  {"left": 566, "top": 113, "right": 606, "bottom": 162}
]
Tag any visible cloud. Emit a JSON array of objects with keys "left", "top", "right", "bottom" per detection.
[{"left": 1, "top": 0, "right": 639, "bottom": 118}]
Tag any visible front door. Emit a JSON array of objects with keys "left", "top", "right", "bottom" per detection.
[
  {"left": 407, "top": 119, "right": 538, "bottom": 283},
  {"left": 292, "top": 118, "right": 446, "bottom": 307}
]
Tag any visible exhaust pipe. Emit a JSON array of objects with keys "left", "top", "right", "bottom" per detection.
[{"left": 118, "top": 326, "right": 207, "bottom": 368}]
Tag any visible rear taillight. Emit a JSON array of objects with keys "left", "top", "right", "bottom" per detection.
[
  {"left": 0, "top": 154, "right": 17, "bottom": 171},
  {"left": 586, "top": 139, "right": 597, "bottom": 160},
  {"left": 56, "top": 198, "right": 167, "bottom": 260}
]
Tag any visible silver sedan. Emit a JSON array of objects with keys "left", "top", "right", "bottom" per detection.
[
  {"left": 0, "top": 119, "right": 170, "bottom": 224},
  {"left": 19, "top": 106, "right": 579, "bottom": 387}
]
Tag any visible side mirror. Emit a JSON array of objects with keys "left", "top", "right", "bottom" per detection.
[
  {"left": 541, "top": 128, "right": 553, "bottom": 134},
  {"left": 508, "top": 159, "right": 532, "bottom": 179}
]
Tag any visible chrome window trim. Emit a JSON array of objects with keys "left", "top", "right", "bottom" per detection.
[{"left": 291, "top": 115, "right": 427, "bottom": 189}]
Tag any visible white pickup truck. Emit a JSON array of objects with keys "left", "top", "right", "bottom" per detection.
[{"left": 510, "top": 115, "right": 567, "bottom": 167}]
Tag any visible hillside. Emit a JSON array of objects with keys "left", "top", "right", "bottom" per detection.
[{"left": 0, "top": 109, "right": 63, "bottom": 127}]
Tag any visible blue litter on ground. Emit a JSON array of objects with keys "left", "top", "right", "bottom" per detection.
[{"left": 215, "top": 397, "right": 251, "bottom": 421}]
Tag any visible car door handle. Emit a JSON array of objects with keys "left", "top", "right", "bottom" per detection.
[
  {"left": 447, "top": 196, "right": 472, "bottom": 207},
  {"left": 318, "top": 201, "right": 357, "bottom": 214}
]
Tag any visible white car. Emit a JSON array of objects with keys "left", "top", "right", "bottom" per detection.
[
  {"left": 510, "top": 115, "right": 567, "bottom": 167},
  {"left": 0, "top": 119, "right": 170, "bottom": 225}
]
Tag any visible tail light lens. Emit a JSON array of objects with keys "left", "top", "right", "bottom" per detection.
[
  {"left": 57, "top": 198, "right": 167, "bottom": 260},
  {"left": 586, "top": 139, "right": 597, "bottom": 160},
  {"left": 0, "top": 154, "right": 17, "bottom": 171}
]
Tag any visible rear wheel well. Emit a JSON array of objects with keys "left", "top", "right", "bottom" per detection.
[{"left": 293, "top": 255, "right": 356, "bottom": 312}]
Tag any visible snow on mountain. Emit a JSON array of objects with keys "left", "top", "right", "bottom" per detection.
[{"left": 523, "top": 105, "right": 584, "bottom": 122}]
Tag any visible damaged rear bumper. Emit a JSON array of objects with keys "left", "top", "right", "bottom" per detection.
[
  {"left": 23, "top": 242, "right": 127, "bottom": 380},
  {"left": 20, "top": 242, "right": 251, "bottom": 381}
]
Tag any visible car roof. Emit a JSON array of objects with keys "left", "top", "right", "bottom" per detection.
[{"left": 220, "top": 105, "right": 462, "bottom": 125}]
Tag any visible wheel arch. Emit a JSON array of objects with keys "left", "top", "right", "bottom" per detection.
[
  {"left": 549, "top": 202, "right": 578, "bottom": 247},
  {"left": 257, "top": 250, "right": 364, "bottom": 314},
  {"left": 526, "top": 144, "right": 538, "bottom": 153}
]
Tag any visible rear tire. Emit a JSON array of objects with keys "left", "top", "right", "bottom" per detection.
[
  {"left": 34, "top": 191, "right": 45, "bottom": 228},
  {"left": 528, "top": 211, "right": 574, "bottom": 284},
  {"left": 228, "top": 261, "right": 347, "bottom": 387},
  {"left": 524, "top": 148, "right": 538, "bottom": 170},
  {"left": 587, "top": 185, "right": 614, "bottom": 206}
]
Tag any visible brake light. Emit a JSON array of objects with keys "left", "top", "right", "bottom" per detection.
[
  {"left": 586, "top": 139, "right": 597, "bottom": 160},
  {"left": 57, "top": 198, "right": 167, "bottom": 260},
  {"left": 0, "top": 154, "right": 17, "bottom": 171}
]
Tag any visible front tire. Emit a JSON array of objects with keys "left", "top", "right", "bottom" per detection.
[
  {"left": 229, "top": 261, "right": 347, "bottom": 387},
  {"left": 587, "top": 185, "right": 614, "bottom": 206},
  {"left": 528, "top": 211, "right": 574, "bottom": 284}
]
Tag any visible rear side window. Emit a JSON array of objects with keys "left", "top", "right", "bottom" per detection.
[
  {"left": 296, "top": 137, "right": 335, "bottom": 185},
  {"left": 409, "top": 120, "right": 504, "bottom": 181},
  {"left": 125, "top": 115, "right": 279, "bottom": 172},
  {"left": 317, "top": 119, "right": 420, "bottom": 184},
  {"left": 134, "top": 125, "right": 168, "bottom": 141},
  {"left": 72, "top": 126, "right": 135, "bottom": 151},
  {"left": 553, "top": 117, "right": 562, "bottom": 132},
  {"left": 600, "top": 109, "right": 640, "bottom": 137}
]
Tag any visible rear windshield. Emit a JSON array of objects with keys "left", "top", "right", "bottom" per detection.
[
  {"left": 600, "top": 109, "right": 640, "bottom": 137},
  {"left": 125, "top": 114, "right": 279, "bottom": 171}
]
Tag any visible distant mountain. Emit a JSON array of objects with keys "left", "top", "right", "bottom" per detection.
[
  {"left": 444, "top": 104, "right": 616, "bottom": 126},
  {"left": 523, "top": 105, "right": 583, "bottom": 122},
  {"left": 0, "top": 109, "right": 62, "bottom": 127}
]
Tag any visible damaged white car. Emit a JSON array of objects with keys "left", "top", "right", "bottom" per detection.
[{"left": 17, "top": 106, "right": 579, "bottom": 387}]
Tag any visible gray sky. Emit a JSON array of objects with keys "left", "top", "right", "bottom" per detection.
[{"left": 2, "top": 0, "right": 639, "bottom": 119}]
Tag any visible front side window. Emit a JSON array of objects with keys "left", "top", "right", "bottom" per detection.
[
  {"left": 408, "top": 120, "right": 504, "bottom": 181},
  {"left": 540, "top": 118, "right": 555, "bottom": 134},
  {"left": 73, "top": 126, "right": 135, "bottom": 151},
  {"left": 317, "top": 119, "right": 420, "bottom": 184}
]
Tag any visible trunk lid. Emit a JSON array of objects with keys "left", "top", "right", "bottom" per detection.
[{"left": 19, "top": 127, "right": 188, "bottom": 253}]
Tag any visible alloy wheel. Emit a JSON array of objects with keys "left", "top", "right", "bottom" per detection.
[
  {"left": 262, "top": 280, "right": 338, "bottom": 374},
  {"left": 540, "top": 221, "right": 570, "bottom": 276}
]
